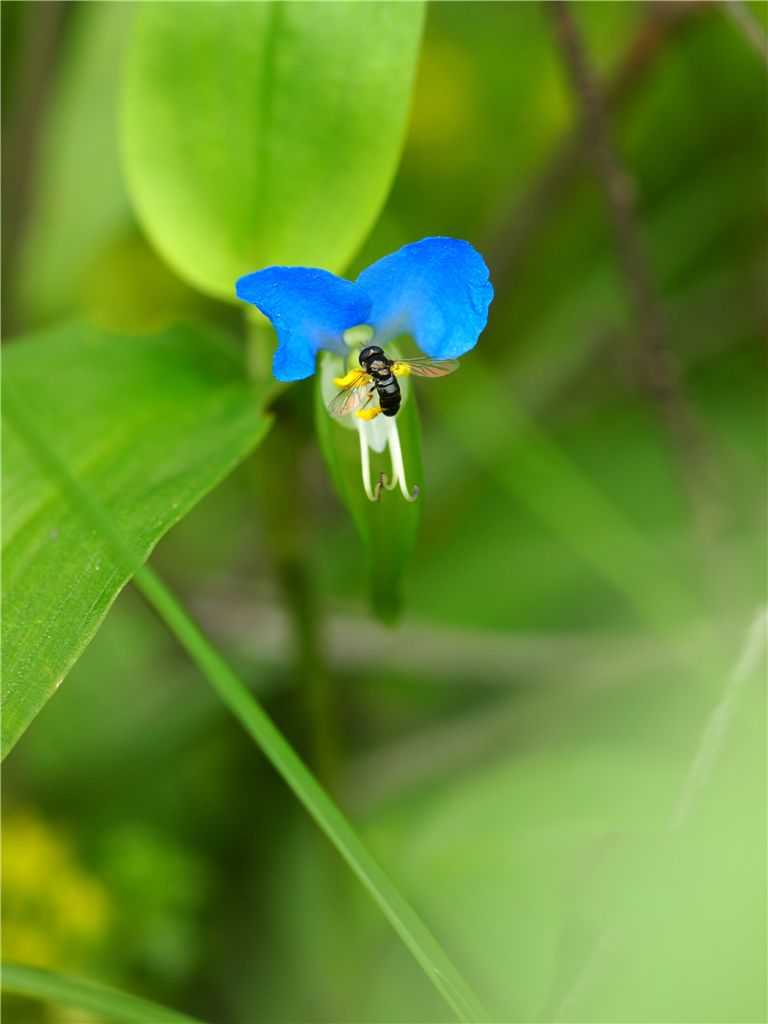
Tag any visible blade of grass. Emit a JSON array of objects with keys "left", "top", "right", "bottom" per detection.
[
  {"left": 1, "top": 962, "right": 201, "bottom": 1024},
  {"left": 4, "top": 392, "right": 489, "bottom": 1023},
  {"left": 666, "top": 604, "right": 768, "bottom": 832}
]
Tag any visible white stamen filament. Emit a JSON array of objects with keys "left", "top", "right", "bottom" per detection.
[
  {"left": 357, "top": 419, "right": 377, "bottom": 502},
  {"left": 385, "top": 415, "right": 419, "bottom": 502},
  {"left": 357, "top": 415, "right": 420, "bottom": 502}
]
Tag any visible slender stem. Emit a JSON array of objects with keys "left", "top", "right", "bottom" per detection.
[
  {"left": 5, "top": 390, "right": 489, "bottom": 1024},
  {"left": 254, "top": 407, "right": 339, "bottom": 790},
  {"left": 552, "top": 927, "right": 617, "bottom": 1023},
  {"left": 485, "top": 1, "right": 705, "bottom": 284},
  {"left": 551, "top": 605, "right": 767, "bottom": 1018},
  {"left": 246, "top": 320, "right": 337, "bottom": 784},
  {"left": 1, "top": 0, "right": 70, "bottom": 334},
  {"left": 1, "top": 962, "right": 200, "bottom": 1024},
  {"left": 245, "top": 312, "right": 277, "bottom": 385},
  {"left": 667, "top": 605, "right": 768, "bottom": 832},
  {"left": 548, "top": 1, "right": 713, "bottom": 523}
]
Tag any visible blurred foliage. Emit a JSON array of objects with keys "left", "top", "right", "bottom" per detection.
[
  {"left": 2, "top": 1, "right": 766, "bottom": 1023},
  {"left": 2, "top": 809, "right": 111, "bottom": 971}
]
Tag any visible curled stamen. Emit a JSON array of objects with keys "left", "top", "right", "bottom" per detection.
[
  {"left": 356, "top": 404, "right": 420, "bottom": 503},
  {"left": 385, "top": 416, "right": 420, "bottom": 502}
]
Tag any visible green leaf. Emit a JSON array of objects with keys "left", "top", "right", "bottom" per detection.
[
  {"left": 1, "top": 962, "right": 201, "bottom": 1024},
  {"left": 121, "top": 1, "right": 425, "bottom": 300},
  {"left": 314, "top": 353, "right": 422, "bottom": 623},
  {"left": 1, "top": 322, "right": 271, "bottom": 758}
]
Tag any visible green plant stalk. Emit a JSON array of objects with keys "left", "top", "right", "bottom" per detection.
[
  {"left": 246, "top": 317, "right": 338, "bottom": 786},
  {"left": 248, "top": 317, "right": 338, "bottom": 785},
  {"left": 252, "top": 408, "right": 339, "bottom": 790},
  {"left": 4, "top": 391, "right": 489, "bottom": 1024},
  {"left": 1, "top": 962, "right": 201, "bottom": 1024},
  {"left": 245, "top": 311, "right": 277, "bottom": 386}
]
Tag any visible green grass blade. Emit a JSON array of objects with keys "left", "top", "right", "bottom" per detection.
[
  {"left": 135, "top": 567, "right": 487, "bottom": 1022},
  {"left": 1, "top": 962, "right": 201, "bottom": 1024},
  {"left": 5, "top": 392, "right": 489, "bottom": 1023}
]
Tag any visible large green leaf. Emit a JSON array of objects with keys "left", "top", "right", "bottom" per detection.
[
  {"left": 1, "top": 323, "right": 271, "bottom": 758},
  {"left": 121, "top": 1, "right": 425, "bottom": 300}
]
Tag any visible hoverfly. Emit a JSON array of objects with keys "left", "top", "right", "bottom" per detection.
[{"left": 328, "top": 345, "right": 459, "bottom": 419}]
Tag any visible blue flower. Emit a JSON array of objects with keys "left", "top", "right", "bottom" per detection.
[{"left": 235, "top": 236, "right": 494, "bottom": 382}]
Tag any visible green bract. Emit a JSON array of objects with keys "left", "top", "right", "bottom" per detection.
[{"left": 314, "top": 352, "right": 423, "bottom": 624}]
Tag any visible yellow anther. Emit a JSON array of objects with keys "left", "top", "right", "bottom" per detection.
[
  {"left": 392, "top": 362, "right": 411, "bottom": 377},
  {"left": 333, "top": 369, "right": 368, "bottom": 388},
  {"left": 355, "top": 405, "right": 382, "bottom": 421}
]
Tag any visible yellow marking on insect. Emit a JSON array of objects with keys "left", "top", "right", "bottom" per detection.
[
  {"left": 392, "top": 362, "right": 411, "bottom": 377},
  {"left": 355, "top": 405, "right": 382, "bottom": 421},
  {"left": 333, "top": 369, "right": 369, "bottom": 388}
]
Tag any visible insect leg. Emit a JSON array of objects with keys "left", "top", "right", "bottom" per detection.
[{"left": 377, "top": 472, "right": 398, "bottom": 493}]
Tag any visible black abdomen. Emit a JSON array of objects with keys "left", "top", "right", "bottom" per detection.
[{"left": 375, "top": 373, "right": 401, "bottom": 417}]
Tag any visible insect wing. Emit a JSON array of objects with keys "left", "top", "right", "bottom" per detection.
[
  {"left": 328, "top": 373, "right": 371, "bottom": 417},
  {"left": 395, "top": 356, "right": 460, "bottom": 378}
]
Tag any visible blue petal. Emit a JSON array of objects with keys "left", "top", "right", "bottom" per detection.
[
  {"left": 236, "top": 267, "right": 371, "bottom": 382},
  {"left": 356, "top": 237, "right": 494, "bottom": 359}
]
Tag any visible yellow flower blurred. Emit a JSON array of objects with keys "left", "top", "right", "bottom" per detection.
[{"left": 2, "top": 808, "right": 111, "bottom": 971}]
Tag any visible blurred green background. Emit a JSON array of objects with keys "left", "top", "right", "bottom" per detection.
[{"left": 2, "top": 1, "right": 766, "bottom": 1022}]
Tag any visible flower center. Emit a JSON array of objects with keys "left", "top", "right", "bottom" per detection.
[{"left": 342, "top": 324, "right": 374, "bottom": 348}]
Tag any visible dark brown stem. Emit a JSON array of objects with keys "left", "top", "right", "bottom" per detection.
[
  {"left": 2, "top": 1, "right": 70, "bottom": 335},
  {"left": 547, "top": 0, "right": 713, "bottom": 519},
  {"left": 485, "top": 1, "right": 706, "bottom": 284}
]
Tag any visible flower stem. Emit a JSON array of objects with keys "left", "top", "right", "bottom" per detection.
[
  {"left": 245, "top": 311, "right": 275, "bottom": 384},
  {"left": 245, "top": 316, "right": 337, "bottom": 781},
  {"left": 254, "top": 402, "right": 339, "bottom": 790}
]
